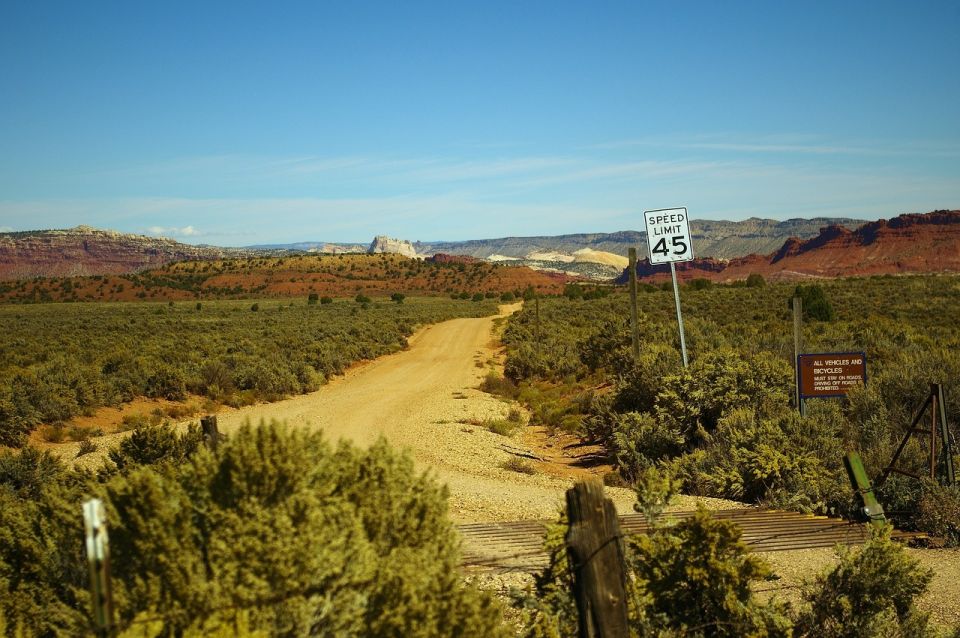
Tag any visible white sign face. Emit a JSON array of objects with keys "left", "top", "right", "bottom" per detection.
[{"left": 643, "top": 207, "right": 694, "bottom": 264}]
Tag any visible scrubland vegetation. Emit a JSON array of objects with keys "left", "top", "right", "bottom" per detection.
[
  {"left": 519, "top": 470, "right": 943, "bottom": 637},
  {"left": 495, "top": 274, "right": 960, "bottom": 542},
  {"left": 0, "top": 297, "right": 498, "bottom": 446},
  {"left": 0, "top": 421, "right": 509, "bottom": 636},
  {"left": 0, "top": 253, "right": 562, "bottom": 304}
]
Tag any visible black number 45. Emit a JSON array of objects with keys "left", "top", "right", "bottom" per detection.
[{"left": 652, "top": 236, "right": 688, "bottom": 256}]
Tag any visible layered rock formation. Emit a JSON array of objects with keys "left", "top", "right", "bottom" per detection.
[
  {"left": 368, "top": 235, "right": 420, "bottom": 259},
  {"left": 0, "top": 226, "right": 246, "bottom": 279},
  {"left": 619, "top": 210, "right": 960, "bottom": 283}
]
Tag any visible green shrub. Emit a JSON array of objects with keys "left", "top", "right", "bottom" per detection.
[
  {"left": 108, "top": 421, "right": 204, "bottom": 471},
  {"left": 320, "top": 296, "right": 333, "bottom": 304},
  {"left": 746, "top": 273, "right": 766, "bottom": 287},
  {"left": 791, "top": 284, "right": 835, "bottom": 321},
  {"left": 144, "top": 363, "right": 187, "bottom": 401},
  {"left": 485, "top": 418, "right": 519, "bottom": 436},
  {"left": 688, "top": 277, "right": 713, "bottom": 290},
  {"left": 796, "top": 526, "right": 935, "bottom": 637},
  {"left": 672, "top": 406, "right": 846, "bottom": 513},
  {"left": 1, "top": 422, "right": 509, "bottom": 637},
  {"left": 915, "top": 482, "right": 960, "bottom": 546},
  {"left": 630, "top": 508, "right": 791, "bottom": 637},
  {"left": 479, "top": 371, "right": 520, "bottom": 399},
  {"left": 519, "top": 499, "right": 789, "bottom": 637},
  {"left": 609, "top": 412, "right": 684, "bottom": 481}
]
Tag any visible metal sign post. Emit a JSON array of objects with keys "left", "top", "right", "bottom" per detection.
[
  {"left": 643, "top": 207, "right": 694, "bottom": 368},
  {"left": 669, "top": 262, "right": 688, "bottom": 367}
]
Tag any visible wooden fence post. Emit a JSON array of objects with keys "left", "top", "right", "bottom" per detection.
[
  {"left": 628, "top": 247, "right": 640, "bottom": 361},
  {"left": 566, "top": 480, "right": 630, "bottom": 638},
  {"left": 200, "top": 415, "right": 221, "bottom": 450},
  {"left": 793, "top": 296, "right": 804, "bottom": 416}
]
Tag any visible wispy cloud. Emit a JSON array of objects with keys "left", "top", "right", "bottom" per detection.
[
  {"left": 146, "top": 225, "right": 201, "bottom": 238},
  {"left": 0, "top": 226, "right": 12, "bottom": 232},
  {"left": 593, "top": 135, "right": 960, "bottom": 158}
]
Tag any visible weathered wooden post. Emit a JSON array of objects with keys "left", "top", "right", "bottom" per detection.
[
  {"left": 628, "top": 247, "right": 640, "bottom": 361},
  {"left": 200, "top": 415, "right": 221, "bottom": 450},
  {"left": 566, "top": 480, "right": 630, "bottom": 638},
  {"left": 535, "top": 294, "right": 541, "bottom": 359},
  {"left": 792, "top": 296, "right": 805, "bottom": 416},
  {"left": 83, "top": 498, "right": 114, "bottom": 637}
]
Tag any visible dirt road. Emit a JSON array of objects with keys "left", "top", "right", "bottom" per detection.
[{"left": 193, "top": 304, "right": 635, "bottom": 522}]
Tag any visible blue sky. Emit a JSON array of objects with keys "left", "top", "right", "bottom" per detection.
[{"left": 1, "top": 1, "right": 958, "bottom": 245}]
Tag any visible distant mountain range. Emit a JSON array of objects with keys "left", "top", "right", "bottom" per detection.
[
  {"left": 617, "top": 210, "right": 960, "bottom": 283},
  {"left": 2, "top": 212, "right": 958, "bottom": 282},
  {"left": 251, "top": 217, "right": 862, "bottom": 261}
]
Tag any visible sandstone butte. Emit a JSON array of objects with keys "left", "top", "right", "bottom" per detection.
[{"left": 623, "top": 210, "right": 960, "bottom": 283}]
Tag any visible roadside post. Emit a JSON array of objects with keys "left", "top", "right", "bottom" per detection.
[
  {"left": 627, "top": 247, "right": 640, "bottom": 360},
  {"left": 643, "top": 207, "right": 695, "bottom": 367},
  {"left": 792, "top": 297, "right": 804, "bottom": 415},
  {"left": 83, "top": 498, "right": 114, "bottom": 637}
]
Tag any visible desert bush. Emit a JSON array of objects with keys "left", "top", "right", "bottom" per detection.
[
  {"left": 0, "top": 422, "right": 509, "bottom": 636},
  {"left": 791, "top": 284, "right": 835, "bottom": 321},
  {"left": 485, "top": 417, "right": 519, "bottom": 436},
  {"left": 519, "top": 495, "right": 789, "bottom": 637},
  {"left": 795, "top": 526, "right": 935, "bottom": 637},
  {"left": 608, "top": 412, "right": 684, "bottom": 481},
  {"left": 629, "top": 508, "right": 791, "bottom": 637},
  {"left": 0, "top": 446, "right": 68, "bottom": 500},
  {"left": 672, "top": 406, "right": 847, "bottom": 513},
  {"left": 76, "top": 439, "right": 97, "bottom": 457},
  {"left": 144, "top": 363, "right": 187, "bottom": 401},
  {"left": 500, "top": 457, "right": 537, "bottom": 474},
  {"left": 479, "top": 371, "right": 520, "bottom": 399},
  {"left": 108, "top": 421, "right": 204, "bottom": 471},
  {"left": 746, "top": 273, "right": 766, "bottom": 287},
  {"left": 0, "top": 386, "right": 34, "bottom": 447},
  {"left": 915, "top": 482, "right": 960, "bottom": 546}
]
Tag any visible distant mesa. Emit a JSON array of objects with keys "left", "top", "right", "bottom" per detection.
[{"left": 367, "top": 235, "right": 420, "bottom": 259}]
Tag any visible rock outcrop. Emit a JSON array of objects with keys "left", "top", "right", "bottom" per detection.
[
  {"left": 0, "top": 226, "right": 249, "bottom": 280},
  {"left": 368, "top": 236, "right": 420, "bottom": 259}
]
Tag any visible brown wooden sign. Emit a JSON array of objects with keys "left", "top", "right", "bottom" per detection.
[{"left": 797, "top": 352, "right": 867, "bottom": 398}]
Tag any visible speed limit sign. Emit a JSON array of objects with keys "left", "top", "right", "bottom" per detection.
[{"left": 643, "top": 207, "right": 694, "bottom": 264}]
